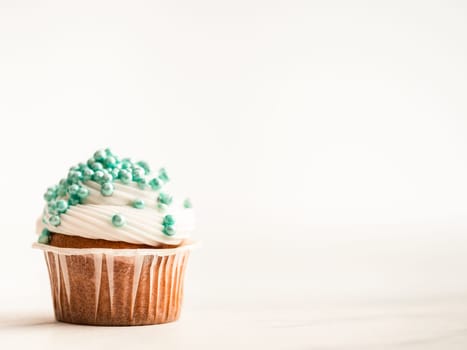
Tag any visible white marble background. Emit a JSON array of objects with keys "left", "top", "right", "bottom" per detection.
[{"left": 1, "top": 0, "right": 467, "bottom": 348}]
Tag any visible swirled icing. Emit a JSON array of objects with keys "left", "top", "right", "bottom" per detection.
[{"left": 36, "top": 149, "right": 194, "bottom": 247}]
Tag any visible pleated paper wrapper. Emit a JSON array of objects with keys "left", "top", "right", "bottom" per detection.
[{"left": 33, "top": 242, "right": 196, "bottom": 326}]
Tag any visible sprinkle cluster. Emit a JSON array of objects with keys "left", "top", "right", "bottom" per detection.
[
  {"left": 162, "top": 215, "right": 176, "bottom": 236},
  {"left": 40, "top": 148, "right": 191, "bottom": 243}
]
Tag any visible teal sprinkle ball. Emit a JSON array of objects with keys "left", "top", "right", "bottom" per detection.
[
  {"left": 47, "top": 209, "right": 58, "bottom": 216},
  {"left": 91, "top": 162, "right": 104, "bottom": 171},
  {"left": 77, "top": 186, "right": 89, "bottom": 199},
  {"left": 162, "top": 226, "right": 175, "bottom": 236},
  {"left": 49, "top": 215, "right": 61, "bottom": 226},
  {"left": 93, "top": 170, "right": 104, "bottom": 182},
  {"left": 119, "top": 170, "right": 131, "bottom": 184},
  {"left": 137, "top": 178, "right": 147, "bottom": 189},
  {"left": 158, "top": 192, "right": 173, "bottom": 205},
  {"left": 82, "top": 168, "right": 94, "bottom": 181},
  {"left": 137, "top": 161, "right": 151, "bottom": 175},
  {"left": 132, "top": 167, "right": 145, "bottom": 181},
  {"left": 68, "top": 184, "right": 80, "bottom": 195},
  {"left": 43, "top": 188, "right": 56, "bottom": 201},
  {"left": 57, "top": 186, "right": 67, "bottom": 197},
  {"left": 132, "top": 199, "right": 145, "bottom": 209},
  {"left": 111, "top": 214, "right": 125, "bottom": 227},
  {"left": 56, "top": 199, "right": 68, "bottom": 213},
  {"left": 183, "top": 198, "right": 192, "bottom": 208},
  {"left": 101, "top": 171, "right": 113, "bottom": 183},
  {"left": 158, "top": 168, "right": 170, "bottom": 183},
  {"left": 101, "top": 182, "right": 114, "bottom": 196},
  {"left": 121, "top": 158, "right": 131, "bottom": 170},
  {"left": 94, "top": 149, "right": 106, "bottom": 161},
  {"left": 104, "top": 156, "right": 117, "bottom": 169},
  {"left": 149, "top": 178, "right": 161, "bottom": 190},
  {"left": 111, "top": 168, "right": 120, "bottom": 179},
  {"left": 162, "top": 214, "right": 175, "bottom": 227},
  {"left": 47, "top": 199, "right": 56, "bottom": 210},
  {"left": 67, "top": 170, "right": 82, "bottom": 183},
  {"left": 68, "top": 196, "right": 80, "bottom": 205},
  {"left": 38, "top": 228, "right": 51, "bottom": 244}
]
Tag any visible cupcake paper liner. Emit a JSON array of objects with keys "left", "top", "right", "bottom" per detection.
[{"left": 33, "top": 242, "right": 197, "bottom": 326}]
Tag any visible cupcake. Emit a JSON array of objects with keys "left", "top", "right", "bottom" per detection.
[{"left": 34, "top": 148, "right": 196, "bottom": 326}]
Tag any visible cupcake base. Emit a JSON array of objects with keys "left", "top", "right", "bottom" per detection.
[{"left": 33, "top": 243, "right": 195, "bottom": 326}]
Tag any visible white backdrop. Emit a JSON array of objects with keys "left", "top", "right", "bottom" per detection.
[{"left": 1, "top": 0, "right": 467, "bottom": 316}]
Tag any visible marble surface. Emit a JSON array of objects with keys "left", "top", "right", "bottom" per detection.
[
  {"left": 2, "top": 235, "right": 467, "bottom": 349},
  {"left": 2, "top": 297, "right": 467, "bottom": 350}
]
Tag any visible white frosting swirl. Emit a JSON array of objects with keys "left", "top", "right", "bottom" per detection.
[{"left": 37, "top": 180, "right": 194, "bottom": 246}]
